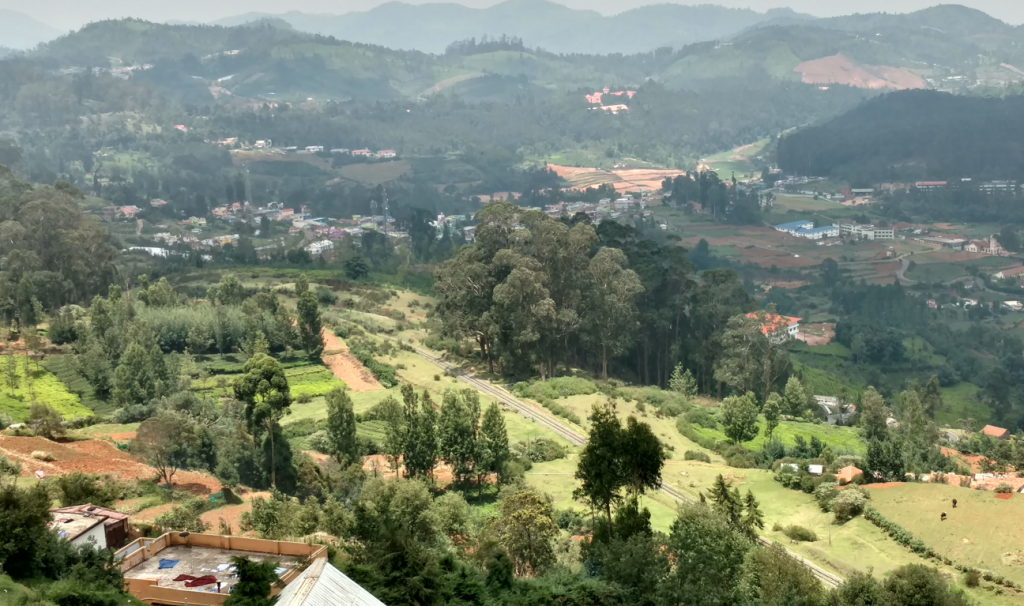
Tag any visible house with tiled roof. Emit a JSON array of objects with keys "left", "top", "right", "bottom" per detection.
[
  {"left": 980, "top": 425, "right": 1010, "bottom": 440},
  {"left": 836, "top": 465, "right": 863, "bottom": 484},
  {"left": 747, "top": 313, "right": 800, "bottom": 343}
]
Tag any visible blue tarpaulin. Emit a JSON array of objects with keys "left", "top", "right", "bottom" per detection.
[{"left": 158, "top": 559, "right": 180, "bottom": 569}]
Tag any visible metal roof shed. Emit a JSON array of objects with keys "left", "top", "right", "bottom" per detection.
[{"left": 275, "top": 558, "right": 386, "bottom": 606}]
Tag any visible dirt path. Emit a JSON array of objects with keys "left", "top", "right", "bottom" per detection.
[{"left": 321, "top": 331, "right": 380, "bottom": 392}]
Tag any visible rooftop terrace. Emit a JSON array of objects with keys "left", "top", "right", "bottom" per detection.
[{"left": 116, "top": 533, "right": 327, "bottom": 605}]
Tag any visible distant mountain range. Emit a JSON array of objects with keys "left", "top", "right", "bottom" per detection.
[
  {"left": 211, "top": 0, "right": 815, "bottom": 55},
  {"left": 0, "top": 9, "right": 62, "bottom": 49},
  {"left": 20, "top": 3, "right": 1024, "bottom": 104}
]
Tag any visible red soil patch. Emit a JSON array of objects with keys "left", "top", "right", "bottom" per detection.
[
  {"left": 995, "top": 492, "right": 1013, "bottom": 500},
  {"left": 322, "top": 330, "right": 380, "bottom": 392},
  {"left": 201, "top": 503, "right": 252, "bottom": 534},
  {"left": 304, "top": 450, "right": 332, "bottom": 465},
  {"left": 360, "top": 454, "right": 493, "bottom": 487},
  {"left": 130, "top": 503, "right": 178, "bottom": 523},
  {"left": 794, "top": 54, "right": 926, "bottom": 90},
  {"left": 0, "top": 435, "right": 221, "bottom": 496}
]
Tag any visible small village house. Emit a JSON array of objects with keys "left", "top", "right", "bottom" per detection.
[{"left": 980, "top": 425, "right": 1010, "bottom": 440}]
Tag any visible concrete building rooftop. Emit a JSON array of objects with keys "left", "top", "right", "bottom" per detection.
[
  {"left": 50, "top": 512, "right": 104, "bottom": 542},
  {"left": 124, "top": 545, "right": 304, "bottom": 594}
]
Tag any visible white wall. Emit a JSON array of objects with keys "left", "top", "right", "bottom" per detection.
[{"left": 71, "top": 522, "right": 108, "bottom": 550}]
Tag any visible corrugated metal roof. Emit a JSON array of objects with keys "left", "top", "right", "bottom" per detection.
[{"left": 275, "top": 558, "right": 386, "bottom": 606}]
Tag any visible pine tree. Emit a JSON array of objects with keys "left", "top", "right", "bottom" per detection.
[
  {"left": 669, "top": 364, "right": 697, "bottom": 398},
  {"left": 294, "top": 274, "right": 309, "bottom": 296},
  {"left": 921, "top": 375, "right": 943, "bottom": 419},
  {"left": 742, "top": 490, "right": 764, "bottom": 538},
  {"left": 763, "top": 392, "right": 783, "bottom": 440},
  {"left": 708, "top": 474, "right": 744, "bottom": 529},
  {"left": 325, "top": 387, "right": 358, "bottom": 466},
  {"left": 479, "top": 402, "right": 510, "bottom": 486},
  {"left": 296, "top": 291, "right": 324, "bottom": 360}
]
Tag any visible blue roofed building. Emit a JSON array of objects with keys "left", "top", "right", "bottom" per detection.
[{"left": 774, "top": 220, "right": 814, "bottom": 235}]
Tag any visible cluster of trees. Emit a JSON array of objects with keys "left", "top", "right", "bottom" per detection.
[
  {"left": 662, "top": 170, "right": 764, "bottom": 224},
  {"left": 778, "top": 90, "right": 1024, "bottom": 184},
  {"left": 435, "top": 201, "right": 770, "bottom": 393},
  {"left": 51, "top": 273, "right": 327, "bottom": 419},
  {"left": 367, "top": 385, "right": 512, "bottom": 490},
  {"left": 0, "top": 169, "right": 116, "bottom": 328}
]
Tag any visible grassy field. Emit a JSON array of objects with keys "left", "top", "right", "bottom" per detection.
[
  {"left": 906, "top": 261, "right": 968, "bottom": 284},
  {"left": 0, "top": 356, "right": 93, "bottom": 422},
  {"left": 689, "top": 417, "right": 866, "bottom": 455},
  {"left": 339, "top": 161, "right": 412, "bottom": 185},
  {"left": 525, "top": 455, "right": 680, "bottom": 532},
  {"left": 937, "top": 382, "right": 990, "bottom": 426},
  {"left": 868, "top": 483, "right": 1024, "bottom": 581}
]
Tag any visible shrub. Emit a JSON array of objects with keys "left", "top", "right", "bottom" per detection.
[
  {"left": 685, "top": 408, "right": 717, "bottom": 430},
  {"left": 0, "top": 454, "right": 21, "bottom": 477},
  {"left": 153, "top": 499, "right": 211, "bottom": 533},
  {"left": 513, "top": 377, "right": 598, "bottom": 401},
  {"left": 832, "top": 488, "right": 869, "bottom": 522},
  {"left": 683, "top": 450, "right": 711, "bottom": 463},
  {"left": 54, "top": 472, "right": 122, "bottom": 507},
  {"left": 814, "top": 482, "right": 839, "bottom": 512},
  {"left": 995, "top": 483, "right": 1014, "bottom": 494},
  {"left": 433, "top": 374, "right": 440, "bottom": 381},
  {"left": 537, "top": 399, "right": 582, "bottom": 425},
  {"left": 31, "top": 450, "right": 55, "bottom": 461},
  {"left": 511, "top": 438, "right": 567, "bottom": 463},
  {"left": 296, "top": 393, "right": 313, "bottom": 404},
  {"left": 349, "top": 345, "right": 397, "bottom": 388},
  {"left": 965, "top": 570, "right": 981, "bottom": 588},
  {"left": 782, "top": 525, "right": 818, "bottom": 542}
]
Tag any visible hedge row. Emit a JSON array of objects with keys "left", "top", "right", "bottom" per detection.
[
  {"left": 349, "top": 346, "right": 398, "bottom": 388},
  {"left": 863, "top": 506, "right": 1019, "bottom": 590}
]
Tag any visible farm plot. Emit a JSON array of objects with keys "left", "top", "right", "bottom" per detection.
[
  {"left": 0, "top": 355, "right": 93, "bottom": 422},
  {"left": 868, "top": 482, "right": 1024, "bottom": 581}
]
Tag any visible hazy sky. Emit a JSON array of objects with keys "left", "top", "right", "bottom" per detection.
[{"left": 10, "top": 0, "right": 1024, "bottom": 31}]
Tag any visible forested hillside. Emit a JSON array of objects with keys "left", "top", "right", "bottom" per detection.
[{"left": 776, "top": 90, "right": 1024, "bottom": 183}]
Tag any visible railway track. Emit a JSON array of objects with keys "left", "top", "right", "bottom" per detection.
[{"left": 408, "top": 345, "right": 843, "bottom": 589}]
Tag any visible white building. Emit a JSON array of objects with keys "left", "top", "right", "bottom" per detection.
[
  {"left": 305, "top": 146, "right": 324, "bottom": 153},
  {"left": 305, "top": 240, "right": 334, "bottom": 256},
  {"left": 840, "top": 224, "right": 894, "bottom": 240}
]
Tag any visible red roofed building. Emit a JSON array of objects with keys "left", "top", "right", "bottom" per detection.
[
  {"left": 747, "top": 313, "right": 800, "bottom": 342},
  {"left": 980, "top": 425, "right": 1010, "bottom": 440},
  {"left": 836, "top": 465, "right": 862, "bottom": 484}
]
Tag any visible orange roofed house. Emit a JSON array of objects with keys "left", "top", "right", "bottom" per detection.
[
  {"left": 747, "top": 313, "right": 801, "bottom": 343},
  {"left": 836, "top": 465, "right": 863, "bottom": 484},
  {"left": 980, "top": 425, "right": 1011, "bottom": 440}
]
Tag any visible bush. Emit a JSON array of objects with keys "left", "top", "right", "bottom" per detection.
[
  {"left": 513, "top": 377, "right": 598, "bottom": 401},
  {"left": 512, "top": 438, "right": 567, "bottom": 463},
  {"left": 54, "top": 472, "right": 122, "bottom": 508},
  {"left": 683, "top": 450, "right": 711, "bottom": 463},
  {"left": 349, "top": 345, "right": 397, "bottom": 388},
  {"left": 31, "top": 450, "right": 55, "bottom": 461},
  {"left": 782, "top": 525, "right": 818, "bottom": 542},
  {"left": 995, "top": 483, "right": 1014, "bottom": 494},
  {"left": 814, "top": 482, "right": 839, "bottom": 511},
  {"left": 153, "top": 499, "right": 211, "bottom": 533},
  {"left": 296, "top": 393, "right": 313, "bottom": 404},
  {"left": 965, "top": 570, "right": 981, "bottom": 588},
  {"left": 685, "top": 407, "right": 717, "bottom": 430},
  {"left": 832, "top": 488, "right": 868, "bottom": 522},
  {"left": 537, "top": 399, "right": 582, "bottom": 425}
]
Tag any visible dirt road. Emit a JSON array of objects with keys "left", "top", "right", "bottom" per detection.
[{"left": 321, "top": 331, "right": 380, "bottom": 392}]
